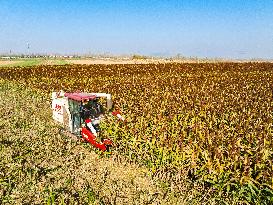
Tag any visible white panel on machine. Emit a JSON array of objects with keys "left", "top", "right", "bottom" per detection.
[{"left": 52, "top": 91, "right": 65, "bottom": 124}]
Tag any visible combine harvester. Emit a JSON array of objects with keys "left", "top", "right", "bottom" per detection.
[{"left": 51, "top": 91, "right": 125, "bottom": 151}]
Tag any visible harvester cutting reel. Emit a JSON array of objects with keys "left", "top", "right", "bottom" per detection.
[{"left": 51, "top": 90, "right": 125, "bottom": 152}]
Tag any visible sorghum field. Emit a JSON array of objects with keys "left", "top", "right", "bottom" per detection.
[{"left": 1, "top": 62, "right": 273, "bottom": 204}]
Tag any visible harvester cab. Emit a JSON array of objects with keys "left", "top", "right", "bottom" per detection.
[{"left": 51, "top": 91, "right": 124, "bottom": 151}]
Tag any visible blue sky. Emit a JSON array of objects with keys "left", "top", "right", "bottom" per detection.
[{"left": 0, "top": 0, "right": 273, "bottom": 58}]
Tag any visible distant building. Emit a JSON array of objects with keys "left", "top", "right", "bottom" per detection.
[{"left": 1, "top": 56, "right": 11, "bottom": 59}]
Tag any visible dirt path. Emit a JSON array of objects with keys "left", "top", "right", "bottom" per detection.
[
  {"left": 67, "top": 59, "right": 171, "bottom": 65},
  {"left": 0, "top": 60, "right": 23, "bottom": 66},
  {"left": 68, "top": 59, "right": 273, "bottom": 65}
]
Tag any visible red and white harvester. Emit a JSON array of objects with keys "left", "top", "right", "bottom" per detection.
[{"left": 51, "top": 91, "right": 125, "bottom": 151}]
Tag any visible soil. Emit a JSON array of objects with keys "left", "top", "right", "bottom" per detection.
[
  {"left": 67, "top": 59, "right": 168, "bottom": 65},
  {"left": 0, "top": 60, "right": 23, "bottom": 66}
]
